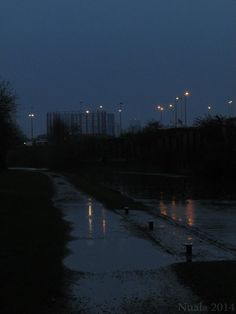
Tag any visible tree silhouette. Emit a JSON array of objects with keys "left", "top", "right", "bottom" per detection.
[
  {"left": 0, "top": 80, "right": 18, "bottom": 169},
  {"left": 142, "top": 120, "right": 162, "bottom": 133}
]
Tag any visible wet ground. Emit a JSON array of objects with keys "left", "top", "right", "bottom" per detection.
[
  {"left": 48, "top": 172, "right": 236, "bottom": 313},
  {"left": 95, "top": 170, "right": 236, "bottom": 251}
]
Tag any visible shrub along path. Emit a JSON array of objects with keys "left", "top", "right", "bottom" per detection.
[{"left": 0, "top": 170, "right": 71, "bottom": 314}]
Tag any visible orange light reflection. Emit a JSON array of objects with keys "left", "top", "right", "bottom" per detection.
[{"left": 186, "top": 199, "right": 195, "bottom": 227}]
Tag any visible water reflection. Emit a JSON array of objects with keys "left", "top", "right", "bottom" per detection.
[
  {"left": 102, "top": 219, "right": 106, "bottom": 235},
  {"left": 87, "top": 199, "right": 108, "bottom": 238},
  {"left": 159, "top": 197, "right": 195, "bottom": 227},
  {"left": 186, "top": 199, "right": 195, "bottom": 226},
  {"left": 88, "top": 199, "right": 93, "bottom": 237},
  {"left": 92, "top": 171, "right": 236, "bottom": 248},
  {"left": 171, "top": 196, "right": 177, "bottom": 221},
  {"left": 102, "top": 208, "right": 107, "bottom": 235},
  {"left": 159, "top": 200, "right": 167, "bottom": 216}
]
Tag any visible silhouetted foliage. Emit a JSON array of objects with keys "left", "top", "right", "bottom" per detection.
[
  {"left": 142, "top": 120, "right": 162, "bottom": 133},
  {"left": 194, "top": 115, "right": 226, "bottom": 128},
  {"left": 48, "top": 118, "right": 70, "bottom": 145},
  {"left": 10, "top": 112, "right": 236, "bottom": 178},
  {"left": 0, "top": 80, "right": 19, "bottom": 169}
]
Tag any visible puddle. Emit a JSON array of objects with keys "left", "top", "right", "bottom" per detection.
[{"left": 49, "top": 173, "right": 198, "bottom": 313}]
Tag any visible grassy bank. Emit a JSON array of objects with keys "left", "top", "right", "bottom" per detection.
[
  {"left": 0, "top": 170, "right": 70, "bottom": 314},
  {"left": 173, "top": 261, "right": 236, "bottom": 307}
]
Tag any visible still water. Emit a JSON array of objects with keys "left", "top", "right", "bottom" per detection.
[{"left": 97, "top": 171, "right": 236, "bottom": 249}]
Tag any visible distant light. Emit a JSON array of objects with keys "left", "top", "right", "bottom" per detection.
[
  {"left": 184, "top": 91, "right": 190, "bottom": 97},
  {"left": 228, "top": 100, "right": 233, "bottom": 104},
  {"left": 99, "top": 105, "right": 103, "bottom": 109},
  {"left": 28, "top": 113, "right": 34, "bottom": 117},
  {"left": 176, "top": 96, "right": 180, "bottom": 101},
  {"left": 169, "top": 104, "right": 174, "bottom": 108},
  {"left": 208, "top": 105, "right": 212, "bottom": 110},
  {"left": 85, "top": 110, "right": 90, "bottom": 114}
]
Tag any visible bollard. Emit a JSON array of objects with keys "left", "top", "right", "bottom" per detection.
[
  {"left": 148, "top": 221, "right": 154, "bottom": 230},
  {"left": 124, "top": 206, "right": 129, "bottom": 215},
  {"left": 185, "top": 243, "right": 192, "bottom": 262}
]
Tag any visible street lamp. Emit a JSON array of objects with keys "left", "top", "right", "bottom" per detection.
[
  {"left": 228, "top": 100, "right": 233, "bottom": 117},
  {"left": 28, "top": 113, "right": 35, "bottom": 140},
  {"left": 118, "top": 102, "right": 123, "bottom": 135},
  {"left": 168, "top": 103, "right": 174, "bottom": 126},
  {"left": 85, "top": 110, "right": 90, "bottom": 134},
  {"left": 184, "top": 91, "right": 190, "bottom": 126},
  {"left": 157, "top": 105, "right": 164, "bottom": 124},
  {"left": 207, "top": 105, "right": 212, "bottom": 115},
  {"left": 175, "top": 96, "right": 182, "bottom": 127}
]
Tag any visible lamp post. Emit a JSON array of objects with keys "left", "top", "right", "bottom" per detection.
[
  {"left": 168, "top": 103, "right": 174, "bottom": 126},
  {"left": 28, "top": 113, "right": 35, "bottom": 141},
  {"left": 118, "top": 102, "right": 123, "bottom": 135},
  {"left": 98, "top": 105, "right": 103, "bottom": 134},
  {"left": 184, "top": 91, "right": 190, "bottom": 126},
  {"left": 228, "top": 100, "right": 233, "bottom": 117},
  {"left": 175, "top": 96, "right": 181, "bottom": 127},
  {"left": 85, "top": 110, "right": 90, "bottom": 134},
  {"left": 207, "top": 105, "right": 212, "bottom": 115},
  {"left": 157, "top": 105, "right": 164, "bottom": 124}
]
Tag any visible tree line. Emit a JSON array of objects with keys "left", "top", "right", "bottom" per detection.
[
  {"left": 2, "top": 80, "right": 236, "bottom": 178},
  {"left": 0, "top": 81, "right": 22, "bottom": 170}
]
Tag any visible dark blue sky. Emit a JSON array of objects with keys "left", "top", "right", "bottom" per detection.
[{"left": 1, "top": 0, "right": 236, "bottom": 136}]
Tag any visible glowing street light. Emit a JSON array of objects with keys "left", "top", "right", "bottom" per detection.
[
  {"left": 118, "top": 102, "right": 123, "bottom": 135},
  {"left": 228, "top": 100, "right": 233, "bottom": 117},
  {"left": 85, "top": 110, "right": 90, "bottom": 134},
  {"left": 175, "top": 96, "right": 182, "bottom": 127},
  {"left": 207, "top": 105, "right": 212, "bottom": 115},
  {"left": 28, "top": 112, "right": 35, "bottom": 140},
  {"left": 184, "top": 90, "right": 190, "bottom": 126},
  {"left": 168, "top": 104, "right": 174, "bottom": 126},
  {"left": 156, "top": 105, "right": 164, "bottom": 123}
]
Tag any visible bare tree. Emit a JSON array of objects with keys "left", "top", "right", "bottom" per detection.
[{"left": 0, "top": 80, "right": 18, "bottom": 169}]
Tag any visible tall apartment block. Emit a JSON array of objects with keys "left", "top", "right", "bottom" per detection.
[{"left": 47, "top": 110, "right": 115, "bottom": 137}]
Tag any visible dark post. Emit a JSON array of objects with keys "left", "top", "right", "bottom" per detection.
[
  {"left": 148, "top": 221, "right": 154, "bottom": 230},
  {"left": 124, "top": 206, "right": 129, "bottom": 215},
  {"left": 185, "top": 243, "right": 192, "bottom": 262}
]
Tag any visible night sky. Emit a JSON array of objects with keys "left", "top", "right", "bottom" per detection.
[{"left": 1, "top": 0, "right": 236, "bottom": 136}]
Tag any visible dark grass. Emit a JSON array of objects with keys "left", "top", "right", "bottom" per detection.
[
  {"left": 0, "top": 170, "right": 71, "bottom": 314},
  {"left": 172, "top": 261, "right": 236, "bottom": 306}
]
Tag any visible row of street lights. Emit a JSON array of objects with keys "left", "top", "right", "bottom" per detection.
[
  {"left": 156, "top": 97, "right": 234, "bottom": 127},
  {"left": 156, "top": 91, "right": 190, "bottom": 127},
  {"left": 28, "top": 97, "right": 234, "bottom": 139}
]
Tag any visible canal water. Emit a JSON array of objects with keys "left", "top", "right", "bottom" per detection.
[{"left": 94, "top": 170, "right": 236, "bottom": 250}]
